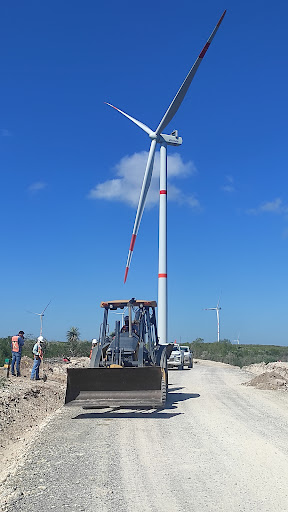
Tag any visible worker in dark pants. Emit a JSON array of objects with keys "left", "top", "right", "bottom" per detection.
[
  {"left": 30, "top": 336, "right": 44, "bottom": 380},
  {"left": 11, "top": 331, "right": 25, "bottom": 377}
]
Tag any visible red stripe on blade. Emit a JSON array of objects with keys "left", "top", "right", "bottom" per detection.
[
  {"left": 124, "top": 267, "right": 129, "bottom": 283},
  {"left": 158, "top": 273, "right": 167, "bottom": 278},
  {"left": 199, "top": 42, "right": 210, "bottom": 58},
  {"left": 160, "top": 190, "right": 167, "bottom": 195},
  {"left": 129, "top": 234, "right": 136, "bottom": 251},
  {"left": 217, "top": 10, "right": 226, "bottom": 27}
]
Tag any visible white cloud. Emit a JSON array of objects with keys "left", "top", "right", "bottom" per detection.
[
  {"left": 247, "top": 198, "right": 288, "bottom": 215},
  {"left": 88, "top": 151, "right": 199, "bottom": 208},
  {"left": 221, "top": 175, "right": 235, "bottom": 193},
  {"left": 28, "top": 182, "right": 47, "bottom": 193},
  {"left": 222, "top": 185, "right": 234, "bottom": 193},
  {"left": 1, "top": 129, "right": 12, "bottom": 137}
]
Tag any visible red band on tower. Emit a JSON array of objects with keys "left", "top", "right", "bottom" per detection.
[
  {"left": 158, "top": 273, "right": 167, "bottom": 278},
  {"left": 160, "top": 190, "right": 167, "bottom": 195}
]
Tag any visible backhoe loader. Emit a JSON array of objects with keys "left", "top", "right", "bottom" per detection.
[{"left": 65, "top": 298, "right": 171, "bottom": 408}]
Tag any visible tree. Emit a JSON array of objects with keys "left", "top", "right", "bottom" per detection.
[
  {"left": 66, "top": 327, "right": 80, "bottom": 356},
  {"left": 0, "top": 337, "right": 11, "bottom": 366}
]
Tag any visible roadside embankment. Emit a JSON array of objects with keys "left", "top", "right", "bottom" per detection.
[{"left": 0, "top": 356, "right": 89, "bottom": 484}]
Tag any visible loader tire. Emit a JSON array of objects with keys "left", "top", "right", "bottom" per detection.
[
  {"left": 161, "top": 376, "right": 167, "bottom": 406},
  {"left": 159, "top": 369, "right": 167, "bottom": 407}
]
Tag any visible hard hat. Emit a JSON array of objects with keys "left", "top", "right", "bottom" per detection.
[{"left": 38, "top": 336, "right": 44, "bottom": 342}]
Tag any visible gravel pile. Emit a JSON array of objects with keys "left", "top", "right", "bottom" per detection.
[{"left": 243, "top": 361, "right": 288, "bottom": 390}]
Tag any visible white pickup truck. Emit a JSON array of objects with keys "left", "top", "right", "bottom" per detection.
[
  {"left": 167, "top": 344, "right": 185, "bottom": 370},
  {"left": 180, "top": 346, "right": 193, "bottom": 368}
]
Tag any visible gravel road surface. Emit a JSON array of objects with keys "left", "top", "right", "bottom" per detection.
[{"left": 2, "top": 360, "right": 288, "bottom": 512}]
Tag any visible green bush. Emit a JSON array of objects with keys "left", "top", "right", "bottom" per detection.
[
  {"left": 189, "top": 339, "right": 288, "bottom": 367},
  {"left": 0, "top": 337, "right": 11, "bottom": 367}
]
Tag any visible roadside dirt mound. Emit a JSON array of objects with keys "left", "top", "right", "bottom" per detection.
[
  {"left": 243, "top": 362, "right": 288, "bottom": 390},
  {"left": 0, "top": 356, "right": 90, "bottom": 485},
  {"left": 245, "top": 371, "right": 288, "bottom": 390}
]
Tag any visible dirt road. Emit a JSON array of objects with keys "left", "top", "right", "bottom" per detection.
[{"left": 2, "top": 360, "right": 288, "bottom": 511}]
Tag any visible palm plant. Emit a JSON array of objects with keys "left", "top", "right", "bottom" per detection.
[{"left": 66, "top": 327, "right": 80, "bottom": 356}]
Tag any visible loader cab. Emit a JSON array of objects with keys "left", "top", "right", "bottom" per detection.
[
  {"left": 103, "top": 301, "right": 156, "bottom": 367},
  {"left": 97, "top": 299, "right": 158, "bottom": 368},
  {"left": 107, "top": 332, "right": 141, "bottom": 366}
]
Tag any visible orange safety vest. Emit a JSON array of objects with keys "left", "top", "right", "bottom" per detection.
[{"left": 11, "top": 336, "right": 19, "bottom": 352}]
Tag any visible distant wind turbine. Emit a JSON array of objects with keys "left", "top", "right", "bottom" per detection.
[
  {"left": 114, "top": 307, "right": 128, "bottom": 328},
  {"left": 233, "top": 333, "right": 240, "bottom": 345},
  {"left": 27, "top": 300, "right": 52, "bottom": 336},
  {"left": 205, "top": 298, "right": 221, "bottom": 342}
]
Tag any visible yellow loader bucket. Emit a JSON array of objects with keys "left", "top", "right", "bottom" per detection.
[{"left": 65, "top": 366, "right": 166, "bottom": 408}]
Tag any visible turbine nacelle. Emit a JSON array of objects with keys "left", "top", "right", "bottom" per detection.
[
  {"left": 148, "top": 131, "right": 183, "bottom": 146},
  {"left": 159, "top": 133, "right": 183, "bottom": 146}
]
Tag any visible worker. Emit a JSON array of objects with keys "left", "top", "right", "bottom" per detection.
[
  {"left": 30, "top": 336, "right": 44, "bottom": 380},
  {"left": 11, "top": 330, "right": 25, "bottom": 377},
  {"left": 121, "top": 316, "right": 129, "bottom": 333},
  {"left": 132, "top": 321, "right": 139, "bottom": 336},
  {"left": 89, "top": 339, "right": 98, "bottom": 358}
]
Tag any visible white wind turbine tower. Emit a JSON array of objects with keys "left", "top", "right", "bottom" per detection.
[
  {"left": 106, "top": 11, "right": 226, "bottom": 344},
  {"left": 28, "top": 300, "right": 52, "bottom": 337},
  {"left": 115, "top": 307, "right": 128, "bottom": 327},
  {"left": 205, "top": 298, "right": 221, "bottom": 342},
  {"left": 233, "top": 333, "right": 240, "bottom": 345}
]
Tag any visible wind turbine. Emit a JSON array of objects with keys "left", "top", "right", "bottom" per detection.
[
  {"left": 114, "top": 307, "right": 128, "bottom": 327},
  {"left": 233, "top": 333, "right": 240, "bottom": 345},
  {"left": 106, "top": 11, "right": 226, "bottom": 344},
  {"left": 205, "top": 298, "right": 221, "bottom": 342},
  {"left": 28, "top": 300, "right": 52, "bottom": 336}
]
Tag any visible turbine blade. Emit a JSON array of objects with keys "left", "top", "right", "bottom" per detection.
[
  {"left": 41, "top": 299, "right": 52, "bottom": 315},
  {"left": 124, "top": 139, "right": 157, "bottom": 283},
  {"left": 155, "top": 10, "right": 226, "bottom": 135},
  {"left": 105, "top": 103, "right": 154, "bottom": 137}
]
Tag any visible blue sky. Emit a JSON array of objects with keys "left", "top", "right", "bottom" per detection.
[{"left": 1, "top": 1, "right": 288, "bottom": 345}]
